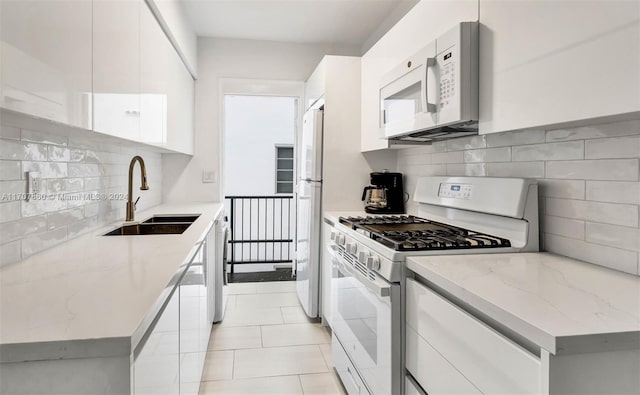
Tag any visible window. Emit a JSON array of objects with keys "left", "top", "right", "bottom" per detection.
[{"left": 276, "top": 146, "right": 294, "bottom": 193}]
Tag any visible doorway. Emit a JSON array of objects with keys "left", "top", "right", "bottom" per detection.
[{"left": 222, "top": 93, "right": 299, "bottom": 283}]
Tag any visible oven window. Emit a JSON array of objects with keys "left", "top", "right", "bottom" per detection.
[
  {"left": 336, "top": 273, "right": 379, "bottom": 362},
  {"left": 382, "top": 81, "right": 422, "bottom": 126}
]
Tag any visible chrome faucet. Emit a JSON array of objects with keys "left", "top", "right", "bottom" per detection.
[{"left": 126, "top": 156, "right": 149, "bottom": 221}]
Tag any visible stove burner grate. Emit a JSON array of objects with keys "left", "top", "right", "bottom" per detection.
[{"left": 339, "top": 215, "right": 511, "bottom": 251}]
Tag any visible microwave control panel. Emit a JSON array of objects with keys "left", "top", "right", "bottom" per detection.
[
  {"left": 438, "top": 183, "right": 472, "bottom": 199},
  {"left": 438, "top": 45, "right": 456, "bottom": 111}
]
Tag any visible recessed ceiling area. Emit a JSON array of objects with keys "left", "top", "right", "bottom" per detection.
[{"left": 181, "top": 0, "right": 418, "bottom": 53}]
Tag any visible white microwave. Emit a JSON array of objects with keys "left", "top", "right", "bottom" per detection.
[{"left": 380, "top": 22, "right": 479, "bottom": 142}]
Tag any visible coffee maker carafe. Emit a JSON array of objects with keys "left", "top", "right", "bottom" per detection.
[{"left": 361, "top": 171, "right": 405, "bottom": 214}]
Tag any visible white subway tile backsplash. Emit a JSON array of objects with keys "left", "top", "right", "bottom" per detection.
[
  {"left": 446, "top": 135, "right": 486, "bottom": 151},
  {"left": 0, "top": 240, "right": 21, "bottom": 267},
  {"left": 47, "top": 146, "right": 71, "bottom": 162},
  {"left": 0, "top": 125, "right": 21, "bottom": 140},
  {"left": 463, "top": 147, "right": 511, "bottom": 163},
  {"left": 21, "top": 226, "right": 67, "bottom": 258},
  {"left": 546, "top": 198, "right": 638, "bottom": 227},
  {"left": 22, "top": 161, "right": 68, "bottom": 179},
  {"left": 486, "top": 161, "right": 545, "bottom": 178},
  {"left": 46, "top": 178, "right": 84, "bottom": 194},
  {"left": 446, "top": 163, "right": 487, "bottom": 176},
  {"left": 68, "top": 163, "right": 101, "bottom": 177},
  {"left": 543, "top": 215, "right": 585, "bottom": 240},
  {"left": 585, "top": 136, "right": 640, "bottom": 159},
  {"left": 544, "top": 233, "right": 638, "bottom": 275},
  {"left": 432, "top": 151, "right": 463, "bottom": 164},
  {"left": 486, "top": 129, "right": 545, "bottom": 147},
  {"left": 0, "top": 140, "right": 48, "bottom": 161},
  {"left": 586, "top": 181, "right": 640, "bottom": 205},
  {"left": 1, "top": 122, "right": 163, "bottom": 265},
  {"left": 546, "top": 159, "right": 638, "bottom": 181},
  {"left": 21, "top": 129, "right": 68, "bottom": 146},
  {"left": 585, "top": 223, "right": 640, "bottom": 252},
  {"left": 0, "top": 216, "right": 47, "bottom": 243},
  {"left": 0, "top": 201, "right": 21, "bottom": 223},
  {"left": 512, "top": 141, "right": 584, "bottom": 161},
  {"left": 46, "top": 208, "right": 85, "bottom": 230},
  {"left": 396, "top": 119, "right": 640, "bottom": 275},
  {"left": 538, "top": 179, "right": 585, "bottom": 199},
  {"left": 546, "top": 120, "right": 640, "bottom": 142},
  {"left": 0, "top": 161, "right": 21, "bottom": 180}
]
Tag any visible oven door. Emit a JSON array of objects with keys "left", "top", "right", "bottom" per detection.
[{"left": 329, "top": 245, "right": 398, "bottom": 395}]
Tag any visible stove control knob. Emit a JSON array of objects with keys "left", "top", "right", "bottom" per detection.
[
  {"left": 336, "top": 234, "right": 346, "bottom": 246},
  {"left": 358, "top": 250, "right": 369, "bottom": 263},
  {"left": 330, "top": 231, "right": 336, "bottom": 241},
  {"left": 345, "top": 242, "right": 356, "bottom": 254},
  {"left": 349, "top": 243, "right": 358, "bottom": 255},
  {"left": 366, "top": 256, "right": 381, "bottom": 271}
]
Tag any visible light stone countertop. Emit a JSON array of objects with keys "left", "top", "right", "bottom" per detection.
[
  {"left": 407, "top": 253, "right": 640, "bottom": 355},
  {"left": 0, "top": 202, "right": 223, "bottom": 363}
]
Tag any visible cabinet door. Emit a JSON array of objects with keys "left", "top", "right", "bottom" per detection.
[
  {"left": 179, "top": 244, "right": 209, "bottom": 395},
  {"left": 166, "top": 49, "right": 194, "bottom": 155},
  {"left": 133, "top": 289, "right": 179, "bottom": 395},
  {"left": 0, "top": 0, "right": 92, "bottom": 128},
  {"left": 479, "top": 1, "right": 640, "bottom": 134},
  {"left": 139, "top": 2, "right": 169, "bottom": 147},
  {"left": 92, "top": 0, "right": 140, "bottom": 140}
]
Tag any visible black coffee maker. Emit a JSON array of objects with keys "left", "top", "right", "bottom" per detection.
[{"left": 361, "top": 171, "right": 405, "bottom": 214}]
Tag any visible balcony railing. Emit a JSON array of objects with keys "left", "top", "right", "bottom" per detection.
[{"left": 224, "top": 195, "right": 294, "bottom": 275}]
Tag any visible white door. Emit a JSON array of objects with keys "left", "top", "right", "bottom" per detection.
[{"left": 296, "top": 180, "right": 321, "bottom": 318}]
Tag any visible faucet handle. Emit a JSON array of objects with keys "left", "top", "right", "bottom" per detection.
[{"left": 134, "top": 196, "right": 140, "bottom": 210}]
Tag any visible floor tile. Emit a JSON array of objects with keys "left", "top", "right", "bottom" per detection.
[
  {"left": 261, "top": 323, "right": 331, "bottom": 348},
  {"left": 226, "top": 283, "right": 257, "bottom": 295},
  {"left": 319, "top": 343, "right": 333, "bottom": 369},
  {"left": 199, "top": 375, "right": 303, "bottom": 395},
  {"left": 235, "top": 292, "right": 300, "bottom": 308},
  {"left": 255, "top": 281, "right": 297, "bottom": 294},
  {"left": 300, "top": 372, "right": 346, "bottom": 395},
  {"left": 201, "top": 350, "right": 234, "bottom": 382},
  {"left": 219, "top": 306, "right": 284, "bottom": 327},
  {"left": 281, "top": 305, "right": 316, "bottom": 324},
  {"left": 233, "top": 345, "right": 328, "bottom": 379},
  {"left": 209, "top": 325, "right": 262, "bottom": 350}
]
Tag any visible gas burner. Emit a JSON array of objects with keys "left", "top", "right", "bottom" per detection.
[{"left": 339, "top": 214, "right": 511, "bottom": 251}]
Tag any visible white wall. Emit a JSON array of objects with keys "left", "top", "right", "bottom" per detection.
[
  {"left": 162, "top": 37, "right": 359, "bottom": 203},
  {"left": 223, "top": 95, "right": 295, "bottom": 196}
]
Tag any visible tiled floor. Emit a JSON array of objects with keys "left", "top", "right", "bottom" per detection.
[{"left": 199, "top": 281, "right": 346, "bottom": 395}]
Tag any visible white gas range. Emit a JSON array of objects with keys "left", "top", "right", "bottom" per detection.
[{"left": 324, "top": 176, "right": 539, "bottom": 395}]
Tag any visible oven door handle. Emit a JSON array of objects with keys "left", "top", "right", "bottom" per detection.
[{"left": 335, "top": 257, "right": 391, "bottom": 298}]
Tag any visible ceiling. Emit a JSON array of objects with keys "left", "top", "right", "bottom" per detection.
[{"left": 181, "top": 0, "right": 417, "bottom": 52}]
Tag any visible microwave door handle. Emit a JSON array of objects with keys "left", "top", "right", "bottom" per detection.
[{"left": 425, "top": 57, "right": 437, "bottom": 113}]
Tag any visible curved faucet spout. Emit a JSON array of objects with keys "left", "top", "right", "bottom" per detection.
[{"left": 127, "top": 156, "right": 149, "bottom": 221}]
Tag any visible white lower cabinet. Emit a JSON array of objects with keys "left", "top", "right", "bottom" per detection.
[
  {"left": 133, "top": 234, "right": 213, "bottom": 395},
  {"left": 133, "top": 288, "right": 180, "bottom": 395},
  {"left": 406, "top": 278, "right": 542, "bottom": 395}
]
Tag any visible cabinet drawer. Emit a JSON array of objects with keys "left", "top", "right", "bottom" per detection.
[
  {"left": 406, "top": 326, "right": 481, "bottom": 395},
  {"left": 333, "top": 335, "right": 370, "bottom": 395},
  {"left": 406, "top": 278, "right": 541, "bottom": 394}
]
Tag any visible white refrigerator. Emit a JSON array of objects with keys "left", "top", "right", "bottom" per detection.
[{"left": 296, "top": 108, "right": 323, "bottom": 318}]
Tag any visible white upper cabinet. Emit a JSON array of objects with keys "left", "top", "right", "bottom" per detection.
[
  {"left": 166, "top": 47, "right": 195, "bottom": 155},
  {"left": 140, "top": 2, "right": 170, "bottom": 147},
  {"left": 0, "top": 0, "right": 92, "bottom": 129},
  {"left": 93, "top": 0, "right": 140, "bottom": 140},
  {"left": 360, "top": 0, "right": 478, "bottom": 152},
  {"left": 479, "top": 1, "right": 640, "bottom": 134}
]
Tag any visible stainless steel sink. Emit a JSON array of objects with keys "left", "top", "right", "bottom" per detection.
[
  {"left": 104, "top": 223, "right": 192, "bottom": 236},
  {"left": 141, "top": 215, "right": 200, "bottom": 224}
]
